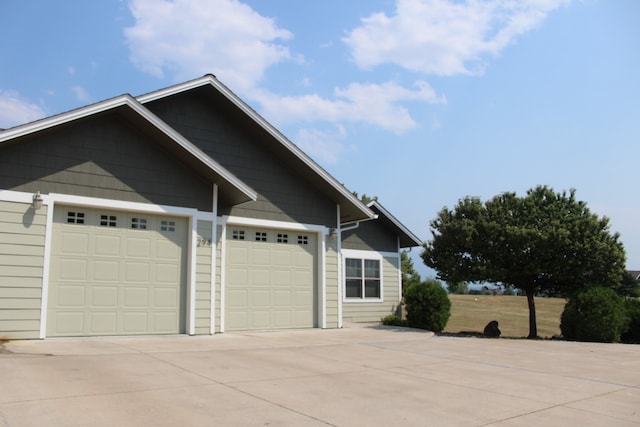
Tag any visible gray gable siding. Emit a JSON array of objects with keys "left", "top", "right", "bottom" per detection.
[
  {"left": 145, "top": 93, "right": 336, "bottom": 227},
  {"left": 0, "top": 112, "right": 213, "bottom": 211},
  {"left": 342, "top": 220, "right": 398, "bottom": 252}
]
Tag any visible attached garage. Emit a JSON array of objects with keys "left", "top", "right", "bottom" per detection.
[
  {"left": 47, "top": 206, "right": 188, "bottom": 337},
  {"left": 225, "top": 226, "right": 317, "bottom": 331}
]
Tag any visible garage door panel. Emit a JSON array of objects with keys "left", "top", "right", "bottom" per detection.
[
  {"left": 274, "top": 270, "right": 291, "bottom": 285},
  {"left": 253, "top": 248, "right": 270, "bottom": 265},
  {"left": 156, "top": 240, "right": 180, "bottom": 259},
  {"left": 126, "top": 237, "right": 151, "bottom": 258},
  {"left": 227, "top": 289, "right": 248, "bottom": 306},
  {"left": 252, "top": 269, "right": 271, "bottom": 286},
  {"left": 92, "top": 286, "right": 117, "bottom": 307},
  {"left": 124, "top": 312, "right": 147, "bottom": 333},
  {"left": 59, "top": 259, "right": 88, "bottom": 281},
  {"left": 154, "top": 287, "right": 178, "bottom": 307},
  {"left": 251, "top": 289, "right": 270, "bottom": 307},
  {"left": 125, "top": 262, "right": 150, "bottom": 282},
  {"left": 61, "top": 232, "right": 88, "bottom": 254},
  {"left": 93, "top": 260, "right": 119, "bottom": 281},
  {"left": 295, "top": 290, "right": 311, "bottom": 306},
  {"left": 154, "top": 312, "right": 178, "bottom": 333},
  {"left": 94, "top": 235, "right": 120, "bottom": 256},
  {"left": 252, "top": 311, "right": 270, "bottom": 328},
  {"left": 155, "top": 263, "right": 180, "bottom": 283},
  {"left": 124, "top": 287, "right": 148, "bottom": 307},
  {"left": 56, "top": 312, "right": 84, "bottom": 334},
  {"left": 57, "top": 285, "right": 85, "bottom": 306},
  {"left": 274, "top": 311, "right": 291, "bottom": 327},
  {"left": 90, "top": 312, "right": 117, "bottom": 333},
  {"left": 48, "top": 207, "right": 187, "bottom": 337},
  {"left": 226, "top": 227, "right": 317, "bottom": 331},
  {"left": 273, "top": 291, "right": 292, "bottom": 307},
  {"left": 274, "top": 250, "right": 291, "bottom": 265}
]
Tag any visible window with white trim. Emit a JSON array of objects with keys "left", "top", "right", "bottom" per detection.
[
  {"left": 345, "top": 257, "right": 381, "bottom": 299},
  {"left": 255, "top": 231, "right": 267, "bottom": 242}
]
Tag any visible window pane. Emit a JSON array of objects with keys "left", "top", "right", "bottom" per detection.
[
  {"left": 365, "top": 279, "right": 380, "bottom": 298},
  {"left": 364, "top": 259, "right": 380, "bottom": 279},
  {"left": 346, "top": 279, "right": 362, "bottom": 298},
  {"left": 345, "top": 258, "right": 362, "bottom": 278}
]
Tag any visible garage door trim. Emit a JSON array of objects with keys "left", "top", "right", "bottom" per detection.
[
  {"left": 219, "top": 215, "right": 329, "bottom": 332},
  {"left": 40, "top": 193, "right": 202, "bottom": 338}
]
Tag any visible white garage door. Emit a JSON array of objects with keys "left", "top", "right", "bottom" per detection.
[
  {"left": 47, "top": 206, "right": 188, "bottom": 337},
  {"left": 225, "top": 226, "right": 317, "bottom": 331}
]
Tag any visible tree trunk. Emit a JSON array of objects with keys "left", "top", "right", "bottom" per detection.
[{"left": 525, "top": 290, "right": 538, "bottom": 339}]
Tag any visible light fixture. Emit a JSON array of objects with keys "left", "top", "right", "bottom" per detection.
[{"left": 32, "top": 191, "right": 43, "bottom": 210}]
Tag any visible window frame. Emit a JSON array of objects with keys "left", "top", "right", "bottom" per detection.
[{"left": 342, "top": 250, "right": 384, "bottom": 302}]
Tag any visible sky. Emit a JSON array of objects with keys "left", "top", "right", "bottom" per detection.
[{"left": 1, "top": 0, "right": 639, "bottom": 279}]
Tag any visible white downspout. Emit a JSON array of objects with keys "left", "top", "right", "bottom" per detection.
[
  {"left": 337, "top": 218, "right": 360, "bottom": 328},
  {"left": 210, "top": 184, "right": 218, "bottom": 334}
]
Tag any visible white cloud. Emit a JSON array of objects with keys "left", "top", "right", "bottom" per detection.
[
  {"left": 125, "top": 0, "right": 293, "bottom": 92},
  {"left": 294, "top": 125, "right": 347, "bottom": 165},
  {"left": 344, "top": 0, "right": 571, "bottom": 75},
  {"left": 0, "top": 90, "right": 46, "bottom": 129},
  {"left": 254, "top": 80, "right": 445, "bottom": 134},
  {"left": 71, "top": 86, "right": 91, "bottom": 103}
]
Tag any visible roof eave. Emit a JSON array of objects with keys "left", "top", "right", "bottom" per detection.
[{"left": 367, "top": 200, "right": 422, "bottom": 248}]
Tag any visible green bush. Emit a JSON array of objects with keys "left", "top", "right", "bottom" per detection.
[
  {"left": 560, "top": 286, "right": 629, "bottom": 343},
  {"left": 380, "top": 314, "right": 408, "bottom": 327},
  {"left": 621, "top": 298, "right": 640, "bottom": 344},
  {"left": 404, "top": 280, "right": 451, "bottom": 332}
]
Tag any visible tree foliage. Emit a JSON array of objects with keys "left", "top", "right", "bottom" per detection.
[
  {"left": 421, "top": 185, "right": 626, "bottom": 338},
  {"left": 401, "top": 251, "right": 422, "bottom": 293}
]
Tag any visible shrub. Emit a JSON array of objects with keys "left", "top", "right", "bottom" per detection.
[
  {"left": 381, "top": 314, "right": 408, "bottom": 327},
  {"left": 560, "top": 286, "right": 629, "bottom": 343},
  {"left": 621, "top": 298, "right": 640, "bottom": 344},
  {"left": 404, "top": 280, "right": 451, "bottom": 332}
]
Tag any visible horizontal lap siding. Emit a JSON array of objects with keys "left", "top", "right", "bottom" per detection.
[
  {"left": 195, "top": 221, "right": 214, "bottom": 335},
  {"left": 0, "top": 201, "right": 46, "bottom": 339},
  {"left": 342, "top": 256, "right": 401, "bottom": 323}
]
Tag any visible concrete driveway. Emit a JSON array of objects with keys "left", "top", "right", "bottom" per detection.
[{"left": 1, "top": 325, "right": 639, "bottom": 427}]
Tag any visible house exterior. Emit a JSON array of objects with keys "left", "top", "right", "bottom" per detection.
[{"left": 0, "top": 75, "right": 421, "bottom": 339}]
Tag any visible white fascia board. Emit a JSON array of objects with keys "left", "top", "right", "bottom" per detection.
[
  {"left": 138, "top": 75, "right": 374, "bottom": 221},
  {"left": 0, "top": 93, "right": 257, "bottom": 204},
  {"left": 221, "top": 215, "right": 328, "bottom": 234},
  {"left": 0, "top": 95, "right": 135, "bottom": 143},
  {"left": 367, "top": 201, "right": 422, "bottom": 247}
]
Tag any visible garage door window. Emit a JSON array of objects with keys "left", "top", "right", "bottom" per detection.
[
  {"left": 100, "top": 214, "right": 117, "bottom": 227},
  {"left": 345, "top": 258, "right": 381, "bottom": 300},
  {"left": 131, "top": 217, "right": 148, "bottom": 230},
  {"left": 66, "top": 211, "right": 85, "bottom": 224}
]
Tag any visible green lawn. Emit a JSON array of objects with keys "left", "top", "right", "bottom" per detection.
[{"left": 445, "top": 294, "right": 567, "bottom": 338}]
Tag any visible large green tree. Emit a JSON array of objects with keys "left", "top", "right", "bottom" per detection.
[{"left": 421, "top": 186, "right": 626, "bottom": 338}]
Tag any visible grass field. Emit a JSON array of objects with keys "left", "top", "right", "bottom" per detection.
[{"left": 445, "top": 294, "right": 567, "bottom": 338}]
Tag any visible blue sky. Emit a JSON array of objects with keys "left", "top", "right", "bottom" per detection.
[{"left": 1, "top": 0, "right": 639, "bottom": 278}]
